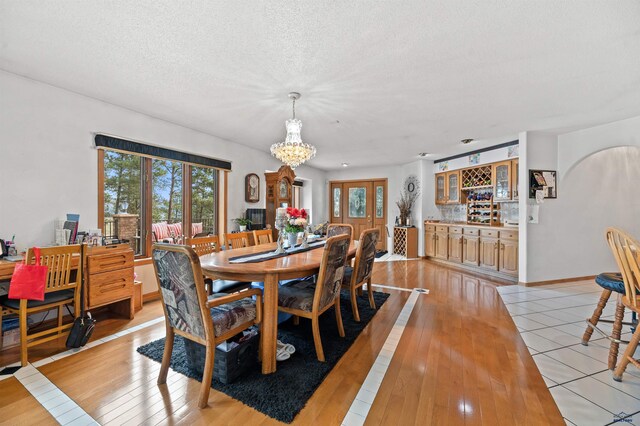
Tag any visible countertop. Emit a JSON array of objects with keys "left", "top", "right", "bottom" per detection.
[{"left": 424, "top": 221, "right": 519, "bottom": 230}]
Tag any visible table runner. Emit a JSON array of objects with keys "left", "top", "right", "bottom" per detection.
[{"left": 228, "top": 240, "right": 326, "bottom": 264}]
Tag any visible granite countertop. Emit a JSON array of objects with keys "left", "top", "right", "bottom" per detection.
[{"left": 424, "top": 221, "right": 519, "bottom": 230}]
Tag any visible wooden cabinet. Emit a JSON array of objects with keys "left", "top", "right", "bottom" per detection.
[
  {"left": 393, "top": 227, "right": 418, "bottom": 258},
  {"left": 492, "top": 161, "right": 512, "bottom": 201},
  {"left": 462, "top": 234, "right": 480, "bottom": 266},
  {"left": 499, "top": 231, "right": 519, "bottom": 276},
  {"left": 435, "top": 173, "right": 447, "bottom": 205},
  {"left": 479, "top": 236, "right": 499, "bottom": 270},
  {"left": 85, "top": 244, "right": 135, "bottom": 319},
  {"left": 511, "top": 159, "right": 519, "bottom": 200},
  {"left": 435, "top": 230, "right": 448, "bottom": 259},
  {"left": 446, "top": 171, "right": 460, "bottom": 204},
  {"left": 265, "top": 165, "right": 295, "bottom": 238},
  {"left": 424, "top": 225, "right": 436, "bottom": 257},
  {"left": 448, "top": 232, "right": 463, "bottom": 263}
]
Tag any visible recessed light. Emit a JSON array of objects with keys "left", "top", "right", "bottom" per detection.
[
  {"left": 418, "top": 152, "right": 429, "bottom": 157},
  {"left": 341, "top": 163, "right": 349, "bottom": 167},
  {"left": 461, "top": 138, "right": 474, "bottom": 144}
]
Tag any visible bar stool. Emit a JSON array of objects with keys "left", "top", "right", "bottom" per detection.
[{"left": 582, "top": 273, "right": 638, "bottom": 369}]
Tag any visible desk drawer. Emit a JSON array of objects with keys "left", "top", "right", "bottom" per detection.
[
  {"left": 436, "top": 225, "right": 449, "bottom": 233},
  {"left": 499, "top": 230, "right": 519, "bottom": 240},
  {"left": 480, "top": 229, "right": 499, "bottom": 238},
  {"left": 88, "top": 251, "right": 133, "bottom": 274},
  {"left": 88, "top": 269, "right": 133, "bottom": 307}
]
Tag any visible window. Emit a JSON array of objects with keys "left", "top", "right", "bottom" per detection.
[{"left": 99, "top": 150, "right": 219, "bottom": 257}]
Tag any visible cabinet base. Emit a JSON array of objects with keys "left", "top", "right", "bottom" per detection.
[{"left": 423, "top": 257, "right": 518, "bottom": 283}]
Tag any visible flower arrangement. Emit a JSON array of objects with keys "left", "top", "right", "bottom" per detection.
[{"left": 284, "top": 207, "right": 308, "bottom": 233}]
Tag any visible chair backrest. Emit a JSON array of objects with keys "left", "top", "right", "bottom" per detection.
[
  {"left": 313, "top": 234, "right": 351, "bottom": 311},
  {"left": 26, "top": 245, "right": 82, "bottom": 293},
  {"left": 351, "top": 228, "right": 380, "bottom": 285},
  {"left": 253, "top": 229, "right": 273, "bottom": 245},
  {"left": 152, "top": 243, "right": 213, "bottom": 343},
  {"left": 606, "top": 227, "right": 640, "bottom": 309},
  {"left": 327, "top": 224, "right": 354, "bottom": 241},
  {"left": 186, "top": 235, "right": 220, "bottom": 256},
  {"left": 225, "top": 232, "right": 249, "bottom": 250}
]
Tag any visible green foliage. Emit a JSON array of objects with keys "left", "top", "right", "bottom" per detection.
[
  {"left": 104, "top": 151, "right": 142, "bottom": 216},
  {"left": 233, "top": 217, "right": 252, "bottom": 226}
]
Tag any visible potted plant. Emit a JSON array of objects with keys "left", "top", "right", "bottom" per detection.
[
  {"left": 396, "top": 190, "right": 418, "bottom": 226},
  {"left": 233, "top": 217, "right": 252, "bottom": 232},
  {"left": 284, "top": 208, "right": 308, "bottom": 247}
]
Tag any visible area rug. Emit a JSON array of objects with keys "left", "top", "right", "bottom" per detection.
[{"left": 137, "top": 289, "right": 390, "bottom": 423}]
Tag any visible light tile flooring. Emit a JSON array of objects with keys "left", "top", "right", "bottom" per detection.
[{"left": 497, "top": 280, "right": 640, "bottom": 426}]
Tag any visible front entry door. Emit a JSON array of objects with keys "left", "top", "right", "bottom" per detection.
[{"left": 329, "top": 179, "right": 387, "bottom": 251}]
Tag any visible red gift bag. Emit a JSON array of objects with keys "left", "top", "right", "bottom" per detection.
[{"left": 8, "top": 247, "right": 48, "bottom": 301}]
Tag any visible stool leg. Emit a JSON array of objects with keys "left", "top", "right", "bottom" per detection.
[
  {"left": 609, "top": 299, "right": 626, "bottom": 370},
  {"left": 582, "top": 289, "right": 611, "bottom": 345}
]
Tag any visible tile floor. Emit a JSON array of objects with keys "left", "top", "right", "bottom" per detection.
[{"left": 497, "top": 280, "right": 640, "bottom": 426}]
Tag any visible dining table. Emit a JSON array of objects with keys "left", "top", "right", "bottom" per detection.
[{"left": 199, "top": 240, "right": 357, "bottom": 374}]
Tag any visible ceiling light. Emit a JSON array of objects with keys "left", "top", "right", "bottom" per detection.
[
  {"left": 270, "top": 92, "right": 317, "bottom": 169},
  {"left": 418, "top": 152, "right": 429, "bottom": 157},
  {"left": 461, "top": 138, "right": 474, "bottom": 144},
  {"left": 341, "top": 162, "right": 349, "bottom": 167}
]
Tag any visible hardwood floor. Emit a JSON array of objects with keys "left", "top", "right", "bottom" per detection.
[{"left": 0, "top": 259, "right": 564, "bottom": 425}]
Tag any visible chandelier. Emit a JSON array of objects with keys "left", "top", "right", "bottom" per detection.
[{"left": 270, "top": 92, "right": 316, "bottom": 169}]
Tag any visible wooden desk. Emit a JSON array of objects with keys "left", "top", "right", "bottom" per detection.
[{"left": 200, "top": 241, "right": 357, "bottom": 374}]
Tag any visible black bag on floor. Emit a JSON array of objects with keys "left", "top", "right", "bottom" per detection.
[{"left": 66, "top": 245, "right": 96, "bottom": 348}]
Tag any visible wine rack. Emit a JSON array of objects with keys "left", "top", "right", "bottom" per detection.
[
  {"left": 466, "top": 195, "right": 500, "bottom": 226},
  {"left": 461, "top": 165, "right": 492, "bottom": 189}
]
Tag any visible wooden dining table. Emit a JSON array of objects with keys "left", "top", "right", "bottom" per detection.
[{"left": 199, "top": 240, "right": 357, "bottom": 374}]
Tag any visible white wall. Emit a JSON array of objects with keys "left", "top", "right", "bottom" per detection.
[
  {"left": 522, "top": 116, "right": 640, "bottom": 283},
  {"left": 0, "top": 71, "right": 327, "bottom": 293}
]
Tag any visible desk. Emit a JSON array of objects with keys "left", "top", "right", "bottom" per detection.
[{"left": 200, "top": 241, "right": 357, "bottom": 374}]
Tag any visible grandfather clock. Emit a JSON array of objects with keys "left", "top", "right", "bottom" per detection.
[{"left": 265, "top": 165, "right": 295, "bottom": 237}]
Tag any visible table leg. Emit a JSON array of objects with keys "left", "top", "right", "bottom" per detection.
[{"left": 261, "top": 273, "right": 279, "bottom": 374}]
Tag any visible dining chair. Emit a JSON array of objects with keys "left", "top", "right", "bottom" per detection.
[
  {"left": 277, "top": 234, "right": 350, "bottom": 361},
  {"left": 327, "top": 224, "right": 354, "bottom": 242},
  {"left": 252, "top": 229, "right": 273, "bottom": 246},
  {"left": 0, "top": 245, "right": 82, "bottom": 366},
  {"left": 186, "top": 236, "right": 250, "bottom": 295},
  {"left": 605, "top": 228, "right": 640, "bottom": 382},
  {"left": 342, "top": 228, "right": 379, "bottom": 322},
  {"left": 225, "top": 232, "right": 250, "bottom": 250},
  {"left": 152, "top": 243, "right": 262, "bottom": 408}
]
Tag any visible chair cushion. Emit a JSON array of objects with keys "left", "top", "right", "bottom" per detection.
[
  {"left": 2, "top": 289, "right": 75, "bottom": 310},
  {"left": 278, "top": 280, "right": 316, "bottom": 312},
  {"left": 209, "top": 297, "right": 257, "bottom": 337},
  {"left": 211, "top": 280, "right": 251, "bottom": 294},
  {"left": 595, "top": 272, "right": 625, "bottom": 294}
]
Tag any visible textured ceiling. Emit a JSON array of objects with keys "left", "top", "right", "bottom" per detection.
[{"left": 1, "top": 1, "right": 639, "bottom": 170}]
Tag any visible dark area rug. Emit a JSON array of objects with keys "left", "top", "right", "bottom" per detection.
[{"left": 137, "top": 289, "right": 389, "bottom": 423}]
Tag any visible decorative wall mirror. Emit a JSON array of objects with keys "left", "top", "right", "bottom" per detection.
[{"left": 245, "top": 173, "right": 260, "bottom": 203}]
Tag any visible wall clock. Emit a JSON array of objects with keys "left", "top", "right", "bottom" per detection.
[{"left": 245, "top": 173, "right": 260, "bottom": 203}]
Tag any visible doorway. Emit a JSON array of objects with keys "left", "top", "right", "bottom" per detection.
[{"left": 329, "top": 179, "right": 387, "bottom": 251}]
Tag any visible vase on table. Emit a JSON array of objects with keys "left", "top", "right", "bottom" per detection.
[
  {"left": 239, "top": 225, "right": 247, "bottom": 232},
  {"left": 287, "top": 232, "right": 298, "bottom": 248}
]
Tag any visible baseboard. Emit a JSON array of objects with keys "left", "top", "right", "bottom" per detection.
[
  {"left": 519, "top": 275, "right": 596, "bottom": 287},
  {"left": 142, "top": 291, "right": 160, "bottom": 303}
]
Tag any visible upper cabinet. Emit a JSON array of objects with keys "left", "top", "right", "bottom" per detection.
[
  {"left": 435, "top": 173, "right": 447, "bottom": 204},
  {"left": 446, "top": 171, "right": 460, "bottom": 204},
  {"left": 511, "top": 159, "right": 519, "bottom": 200},
  {"left": 492, "top": 160, "right": 512, "bottom": 201},
  {"left": 435, "top": 171, "right": 460, "bottom": 204}
]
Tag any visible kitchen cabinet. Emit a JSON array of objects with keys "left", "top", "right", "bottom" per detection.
[
  {"left": 492, "top": 161, "right": 512, "bottom": 201},
  {"left": 435, "top": 173, "right": 447, "bottom": 205},
  {"left": 446, "top": 171, "right": 460, "bottom": 204}
]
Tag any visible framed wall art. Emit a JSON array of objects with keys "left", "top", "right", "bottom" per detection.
[{"left": 245, "top": 173, "right": 260, "bottom": 203}]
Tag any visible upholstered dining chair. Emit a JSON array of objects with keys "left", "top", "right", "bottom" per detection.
[
  {"left": 277, "top": 234, "right": 350, "bottom": 361},
  {"left": 186, "top": 236, "right": 250, "bottom": 295},
  {"left": 152, "top": 244, "right": 262, "bottom": 408},
  {"left": 604, "top": 228, "right": 640, "bottom": 382},
  {"left": 0, "top": 245, "right": 82, "bottom": 366},
  {"left": 225, "top": 232, "right": 250, "bottom": 250},
  {"left": 326, "top": 224, "right": 354, "bottom": 242},
  {"left": 342, "top": 228, "right": 379, "bottom": 322},
  {"left": 252, "top": 229, "right": 273, "bottom": 246}
]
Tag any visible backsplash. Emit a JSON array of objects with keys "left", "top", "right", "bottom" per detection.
[{"left": 436, "top": 201, "right": 519, "bottom": 224}]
